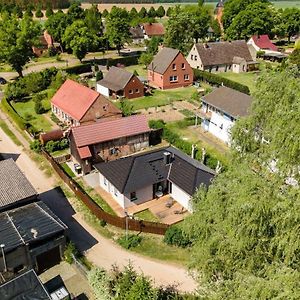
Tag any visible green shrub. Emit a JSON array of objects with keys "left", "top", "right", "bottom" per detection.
[
  {"left": 45, "top": 138, "right": 69, "bottom": 153},
  {"left": 30, "top": 140, "right": 42, "bottom": 153},
  {"left": 117, "top": 234, "right": 142, "bottom": 249},
  {"left": 100, "top": 219, "right": 107, "bottom": 227},
  {"left": 163, "top": 226, "right": 191, "bottom": 248},
  {"left": 64, "top": 242, "right": 79, "bottom": 264},
  {"left": 194, "top": 69, "right": 250, "bottom": 95},
  {"left": 148, "top": 119, "right": 165, "bottom": 129},
  {"left": 95, "top": 70, "right": 103, "bottom": 81}
]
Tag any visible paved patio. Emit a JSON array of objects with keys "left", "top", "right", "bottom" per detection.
[
  {"left": 39, "top": 261, "right": 93, "bottom": 300},
  {"left": 93, "top": 183, "right": 189, "bottom": 224}
]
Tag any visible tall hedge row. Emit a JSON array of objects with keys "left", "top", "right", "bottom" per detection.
[
  {"left": 194, "top": 69, "right": 250, "bottom": 95},
  {"left": 64, "top": 55, "right": 141, "bottom": 75}
]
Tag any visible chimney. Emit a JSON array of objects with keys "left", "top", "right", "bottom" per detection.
[{"left": 163, "top": 152, "right": 171, "bottom": 165}]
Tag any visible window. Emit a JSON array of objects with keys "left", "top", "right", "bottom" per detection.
[
  {"left": 184, "top": 74, "right": 189, "bottom": 81},
  {"left": 191, "top": 54, "right": 194, "bottom": 60},
  {"left": 181, "top": 63, "right": 185, "bottom": 69},
  {"left": 114, "top": 187, "right": 118, "bottom": 196},
  {"left": 104, "top": 177, "right": 107, "bottom": 186},
  {"left": 169, "top": 75, "right": 178, "bottom": 82},
  {"left": 194, "top": 55, "right": 197, "bottom": 61},
  {"left": 135, "top": 89, "right": 139, "bottom": 93},
  {"left": 172, "top": 63, "right": 176, "bottom": 70},
  {"left": 130, "top": 192, "right": 137, "bottom": 201},
  {"left": 129, "top": 89, "right": 133, "bottom": 94}
]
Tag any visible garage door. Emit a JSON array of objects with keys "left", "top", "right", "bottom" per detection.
[{"left": 36, "top": 246, "right": 61, "bottom": 273}]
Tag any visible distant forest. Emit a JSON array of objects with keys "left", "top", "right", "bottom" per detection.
[{"left": 0, "top": 0, "right": 70, "bottom": 9}]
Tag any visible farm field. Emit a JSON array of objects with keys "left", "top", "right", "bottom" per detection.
[{"left": 81, "top": 1, "right": 300, "bottom": 11}]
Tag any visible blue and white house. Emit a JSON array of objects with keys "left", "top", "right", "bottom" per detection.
[{"left": 201, "top": 86, "right": 252, "bottom": 145}]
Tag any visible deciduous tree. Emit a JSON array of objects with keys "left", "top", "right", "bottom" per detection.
[
  {"left": 225, "top": 2, "right": 274, "bottom": 40},
  {"left": 0, "top": 14, "right": 40, "bottom": 77},
  {"left": 105, "top": 7, "right": 130, "bottom": 54},
  {"left": 63, "top": 20, "right": 99, "bottom": 61}
]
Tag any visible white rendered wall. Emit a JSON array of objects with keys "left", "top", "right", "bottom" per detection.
[
  {"left": 208, "top": 112, "right": 234, "bottom": 144},
  {"left": 170, "top": 183, "right": 192, "bottom": 212},
  {"left": 96, "top": 84, "right": 109, "bottom": 97}
]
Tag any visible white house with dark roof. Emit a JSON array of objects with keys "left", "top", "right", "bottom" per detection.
[
  {"left": 201, "top": 86, "right": 252, "bottom": 144},
  {"left": 95, "top": 146, "right": 215, "bottom": 212},
  {"left": 187, "top": 41, "right": 257, "bottom": 73}
]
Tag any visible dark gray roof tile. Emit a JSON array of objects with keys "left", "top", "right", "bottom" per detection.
[
  {"left": 202, "top": 86, "right": 252, "bottom": 118},
  {"left": 0, "top": 159, "right": 37, "bottom": 209},
  {"left": 148, "top": 47, "right": 179, "bottom": 75}
]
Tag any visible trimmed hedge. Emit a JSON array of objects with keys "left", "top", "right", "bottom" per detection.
[
  {"left": 64, "top": 55, "right": 141, "bottom": 75},
  {"left": 194, "top": 69, "right": 250, "bottom": 95},
  {"left": 0, "top": 97, "right": 27, "bottom": 130}
]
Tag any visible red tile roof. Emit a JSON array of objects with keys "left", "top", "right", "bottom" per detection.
[
  {"left": 77, "top": 146, "right": 92, "bottom": 159},
  {"left": 51, "top": 79, "right": 100, "bottom": 121},
  {"left": 143, "top": 23, "right": 165, "bottom": 36},
  {"left": 72, "top": 115, "right": 150, "bottom": 148},
  {"left": 251, "top": 35, "right": 278, "bottom": 52}
]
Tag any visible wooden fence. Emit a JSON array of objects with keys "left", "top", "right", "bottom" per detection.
[{"left": 42, "top": 150, "right": 169, "bottom": 235}]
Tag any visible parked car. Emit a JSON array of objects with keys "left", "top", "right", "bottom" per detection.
[{"left": 0, "top": 77, "right": 7, "bottom": 84}]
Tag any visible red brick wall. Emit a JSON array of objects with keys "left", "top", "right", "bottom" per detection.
[
  {"left": 148, "top": 52, "right": 193, "bottom": 90},
  {"left": 123, "top": 75, "right": 145, "bottom": 99},
  {"left": 80, "top": 95, "right": 122, "bottom": 124}
]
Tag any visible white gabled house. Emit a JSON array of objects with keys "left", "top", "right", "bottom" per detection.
[
  {"left": 201, "top": 86, "right": 252, "bottom": 145},
  {"left": 95, "top": 146, "right": 215, "bottom": 212}
]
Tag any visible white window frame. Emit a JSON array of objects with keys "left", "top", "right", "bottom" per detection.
[{"left": 184, "top": 74, "right": 189, "bottom": 81}]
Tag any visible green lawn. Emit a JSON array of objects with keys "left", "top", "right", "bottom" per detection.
[
  {"left": 75, "top": 178, "right": 116, "bottom": 215},
  {"left": 134, "top": 209, "right": 160, "bottom": 222},
  {"left": 125, "top": 65, "right": 148, "bottom": 78},
  {"left": 12, "top": 99, "right": 53, "bottom": 132},
  {"left": 0, "top": 120, "right": 21, "bottom": 146},
  {"left": 130, "top": 233, "right": 191, "bottom": 265},
  {"left": 218, "top": 71, "right": 258, "bottom": 93},
  {"left": 124, "top": 86, "right": 197, "bottom": 110},
  {"left": 61, "top": 162, "right": 76, "bottom": 178}
]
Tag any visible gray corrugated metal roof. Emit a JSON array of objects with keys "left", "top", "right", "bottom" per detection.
[
  {"left": 0, "top": 159, "right": 37, "bottom": 209},
  {"left": 148, "top": 47, "right": 180, "bottom": 75},
  {"left": 95, "top": 146, "right": 215, "bottom": 195},
  {"left": 0, "top": 269, "right": 51, "bottom": 300},
  {"left": 0, "top": 202, "right": 67, "bottom": 252}
]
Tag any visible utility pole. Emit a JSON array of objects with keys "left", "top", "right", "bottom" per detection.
[
  {"left": 125, "top": 211, "right": 129, "bottom": 241},
  {"left": 0, "top": 244, "right": 7, "bottom": 272}
]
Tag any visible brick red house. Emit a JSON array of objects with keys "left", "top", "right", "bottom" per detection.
[
  {"left": 148, "top": 47, "right": 193, "bottom": 90},
  {"left": 69, "top": 115, "right": 151, "bottom": 174},
  {"left": 142, "top": 23, "right": 165, "bottom": 39},
  {"left": 51, "top": 79, "right": 122, "bottom": 126},
  {"left": 97, "top": 66, "right": 144, "bottom": 99}
]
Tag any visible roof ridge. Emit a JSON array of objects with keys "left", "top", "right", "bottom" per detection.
[
  {"left": 37, "top": 202, "right": 67, "bottom": 230},
  {"left": 6, "top": 211, "right": 25, "bottom": 245},
  {"left": 122, "top": 157, "right": 136, "bottom": 194}
]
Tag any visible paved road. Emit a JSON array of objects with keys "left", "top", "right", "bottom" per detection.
[{"left": 0, "top": 127, "right": 197, "bottom": 293}]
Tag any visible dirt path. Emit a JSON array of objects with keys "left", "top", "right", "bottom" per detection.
[{"left": 0, "top": 126, "right": 198, "bottom": 293}]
